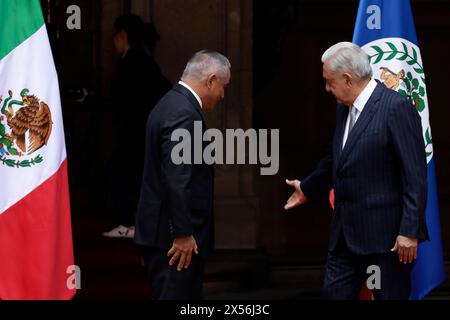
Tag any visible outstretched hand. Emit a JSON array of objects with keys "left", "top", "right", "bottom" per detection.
[
  {"left": 284, "top": 179, "right": 307, "bottom": 210},
  {"left": 167, "top": 235, "right": 199, "bottom": 271}
]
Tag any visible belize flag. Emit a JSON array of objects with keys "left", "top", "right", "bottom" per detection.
[
  {"left": 353, "top": 0, "right": 445, "bottom": 299},
  {"left": 0, "top": 0, "right": 75, "bottom": 299}
]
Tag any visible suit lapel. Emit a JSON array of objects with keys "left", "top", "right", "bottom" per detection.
[
  {"left": 337, "top": 83, "right": 384, "bottom": 170},
  {"left": 173, "top": 83, "right": 207, "bottom": 127}
]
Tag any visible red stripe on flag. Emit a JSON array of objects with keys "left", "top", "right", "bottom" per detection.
[{"left": 0, "top": 160, "right": 75, "bottom": 299}]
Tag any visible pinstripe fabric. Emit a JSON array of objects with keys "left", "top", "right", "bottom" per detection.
[
  {"left": 323, "top": 234, "right": 412, "bottom": 300},
  {"left": 302, "top": 82, "right": 428, "bottom": 255},
  {"left": 301, "top": 82, "right": 427, "bottom": 299}
]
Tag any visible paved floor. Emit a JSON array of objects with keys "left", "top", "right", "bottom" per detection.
[{"left": 71, "top": 213, "right": 450, "bottom": 300}]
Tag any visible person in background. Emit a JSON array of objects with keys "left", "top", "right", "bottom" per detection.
[{"left": 93, "top": 14, "right": 171, "bottom": 238}]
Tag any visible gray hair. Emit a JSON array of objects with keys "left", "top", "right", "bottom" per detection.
[
  {"left": 321, "top": 42, "right": 372, "bottom": 82},
  {"left": 181, "top": 50, "right": 231, "bottom": 81}
]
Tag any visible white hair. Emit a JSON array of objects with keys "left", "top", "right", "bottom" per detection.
[
  {"left": 321, "top": 42, "right": 372, "bottom": 82},
  {"left": 181, "top": 50, "right": 231, "bottom": 81}
]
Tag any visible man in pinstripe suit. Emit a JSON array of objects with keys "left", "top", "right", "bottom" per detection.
[{"left": 284, "top": 42, "right": 428, "bottom": 300}]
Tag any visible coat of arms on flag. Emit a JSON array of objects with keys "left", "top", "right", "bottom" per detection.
[
  {"left": 362, "top": 38, "right": 433, "bottom": 160},
  {"left": 0, "top": 88, "right": 52, "bottom": 167}
]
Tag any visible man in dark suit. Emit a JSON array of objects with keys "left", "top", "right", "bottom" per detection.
[
  {"left": 135, "top": 50, "right": 231, "bottom": 300},
  {"left": 284, "top": 42, "right": 428, "bottom": 300}
]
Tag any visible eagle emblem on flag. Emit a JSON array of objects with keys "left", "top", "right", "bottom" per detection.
[
  {"left": 0, "top": 88, "right": 52, "bottom": 167},
  {"left": 362, "top": 39, "right": 433, "bottom": 160}
]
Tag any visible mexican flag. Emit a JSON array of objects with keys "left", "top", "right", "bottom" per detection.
[{"left": 0, "top": 0, "right": 75, "bottom": 299}]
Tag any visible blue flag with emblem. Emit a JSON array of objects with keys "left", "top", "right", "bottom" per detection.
[{"left": 352, "top": 0, "right": 445, "bottom": 299}]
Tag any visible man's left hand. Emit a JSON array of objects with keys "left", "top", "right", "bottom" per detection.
[
  {"left": 167, "top": 235, "right": 199, "bottom": 271},
  {"left": 391, "top": 235, "right": 418, "bottom": 264}
]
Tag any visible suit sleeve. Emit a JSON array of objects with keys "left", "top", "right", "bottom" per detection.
[
  {"left": 160, "top": 109, "right": 196, "bottom": 238},
  {"left": 300, "top": 142, "right": 333, "bottom": 200},
  {"left": 388, "top": 96, "right": 428, "bottom": 240}
]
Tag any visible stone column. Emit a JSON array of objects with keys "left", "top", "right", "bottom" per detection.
[{"left": 213, "top": 0, "right": 260, "bottom": 249}]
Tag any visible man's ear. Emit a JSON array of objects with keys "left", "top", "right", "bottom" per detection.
[
  {"left": 206, "top": 74, "right": 216, "bottom": 89},
  {"left": 343, "top": 73, "right": 353, "bottom": 87}
]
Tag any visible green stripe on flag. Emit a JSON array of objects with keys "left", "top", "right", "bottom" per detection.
[{"left": 0, "top": 0, "right": 45, "bottom": 61}]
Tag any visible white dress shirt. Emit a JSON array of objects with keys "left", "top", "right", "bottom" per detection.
[
  {"left": 178, "top": 81, "right": 202, "bottom": 109},
  {"left": 342, "top": 78, "right": 377, "bottom": 148}
]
